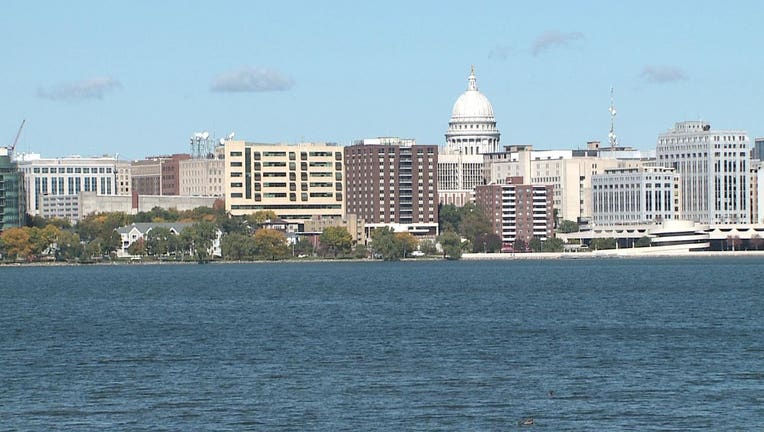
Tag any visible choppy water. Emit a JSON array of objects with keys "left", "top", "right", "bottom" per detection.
[{"left": 1, "top": 258, "right": 763, "bottom": 431}]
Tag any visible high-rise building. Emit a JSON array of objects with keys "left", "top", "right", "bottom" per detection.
[
  {"left": 752, "top": 137, "right": 764, "bottom": 161},
  {"left": 16, "top": 154, "right": 120, "bottom": 217},
  {"left": 0, "top": 149, "right": 25, "bottom": 231},
  {"left": 345, "top": 137, "right": 438, "bottom": 230},
  {"left": 482, "top": 144, "right": 649, "bottom": 223},
  {"left": 591, "top": 166, "right": 681, "bottom": 225},
  {"left": 438, "top": 67, "right": 500, "bottom": 206},
  {"left": 224, "top": 140, "right": 345, "bottom": 220},
  {"left": 656, "top": 121, "right": 750, "bottom": 224},
  {"left": 475, "top": 176, "right": 554, "bottom": 248}
]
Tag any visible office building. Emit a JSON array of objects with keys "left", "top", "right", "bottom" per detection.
[
  {"left": 591, "top": 166, "right": 681, "bottom": 225},
  {"left": 656, "top": 121, "right": 750, "bottom": 224},
  {"left": 0, "top": 148, "right": 25, "bottom": 230}
]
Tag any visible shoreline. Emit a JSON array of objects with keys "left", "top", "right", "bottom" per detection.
[{"left": 2, "top": 250, "right": 764, "bottom": 267}]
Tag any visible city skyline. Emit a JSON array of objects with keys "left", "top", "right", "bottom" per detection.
[{"left": 3, "top": 1, "right": 763, "bottom": 160}]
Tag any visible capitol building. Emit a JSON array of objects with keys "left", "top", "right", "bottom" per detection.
[{"left": 438, "top": 66, "right": 501, "bottom": 206}]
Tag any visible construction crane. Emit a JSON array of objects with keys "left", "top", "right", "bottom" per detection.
[{"left": 8, "top": 119, "right": 26, "bottom": 155}]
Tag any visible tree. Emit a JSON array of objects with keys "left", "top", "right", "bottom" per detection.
[
  {"left": 102, "top": 231, "right": 123, "bottom": 256},
  {"left": 145, "top": 227, "right": 174, "bottom": 256},
  {"left": 419, "top": 239, "right": 438, "bottom": 255},
  {"left": 438, "top": 231, "right": 462, "bottom": 260},
  {"left": 246, "top": 210, "right": 278, "bottom": 227},
  {"left": 352, "top": 243, "right": 369, "bottom": 259},
  {"left": 529, "top": 237, "right": 543, "bottom": 253},
  {"left": 635, "top": 236, "right": 652, "bottom": 248},
  {"left": 182, "top": 221, "right": 218, "bottom": 262},
  {"left": 370, "top": 227, "right": 402, "bottom": 261},
  {"left": 725, "top": 235, "right": 741, "bottom": 251},
  {"left": 395, "top": 232, "right": 418, "bottom": 258},
  {"left": 438, "top": 204, "right": 461, "bottom": 233},
  {"left": 293, "top": 237, "right": 315, "bottom": 257},
  {"left": 253, "top": 228, "right": 289, "bottom": 260},
  {"left": 221, "top": 232, "right": 256, "bottom": 260},
  {"left": 127, "top": 237, "right": 146, "bottom": 256},
  {"left": 542, "top": 237, "right": 565, "bottom": 252},
  {"left": 513, "top": 239, "right": 528, "bottom": 253},
  {"left": 557, "top": 220, "right": 579, "bottom": 233},
  {"left": 473, "top": 232, "right": 502, "bottom": 253},
  {"left": 750, "top": 233, "right": 763, "bottom": 251},
  {"left": 591, "top": 237, "right": 617, "bottom": 250},
  {"left": 319, "top": 226, "right": 353, "bottom": 257},
  {"left": 0, "top": 227, "right": 32, "bottom": 260}
]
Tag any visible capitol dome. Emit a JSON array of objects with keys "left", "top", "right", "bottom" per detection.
[
  {"left": 451, "top": 70, "right": 495, "bottom": 120},
  {"left": 445, "top": 66, "right": 500, "bottom": 156}
]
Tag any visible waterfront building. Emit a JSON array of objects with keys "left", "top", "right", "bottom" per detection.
[
  {"left": 483, "top": 143, "right": 649, "bottom": 223},
  {"left": 302, "top": 214, "right": 366, "bottom": 245},
  {"left": 131, "top": 154, "right": 191, "bottom": 196},
  {"left": 751, "top": 159, "right": 763, "bottom": 224},
  {"left": 753, "top": 137, "right": 764, "bottom": 161},
  {"left": 179, "top": 149, "right": 225, "bottom": 197},
  {"left": 15, "top": 153, "right": 121, "bottom": 217},
  {"left": 115, "top": 160, "right": 131, "bottom": 196},
  {"left": 0, "top": 148, "right": 25, "bottom": 231},
  {"left": 656, "top": 121, "right": 750, "bottom": 224},
  {"left": 345, "top": 137, "right": 438, "bottom": 237},
  {"left": 474, "top": 176, "right": 554, "bottom": 248},
  {"left": 224, "top": 140, "right": 345, "bottom": 221},
  {"left": 438, "top": 67, "right": 500, "bottom": 206},
  {"left": 115, "top": 222, "right": 222, "bottom": 258},
  {"left": 591, "top": 165, "right": 681, "bottom": 225},
  {"left": 77, "top": 191, "right": 218, "bottom": 221}
]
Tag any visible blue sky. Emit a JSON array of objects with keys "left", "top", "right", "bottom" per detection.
[{"left": 2, "top": 1, "right": 762, "bottom": 160}]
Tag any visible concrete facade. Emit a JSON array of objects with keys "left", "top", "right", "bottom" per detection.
[
  {"left": 656, "top": 121, "right": 750, "bottom": 224},
  {"left": 225, "top": 140, "right": 345, "bottom": 220},
  {"left": 591, "top": 166, "right": 681, "bottom": 225}
]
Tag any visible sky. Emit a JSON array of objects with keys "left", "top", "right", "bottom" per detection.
[{"left": 2, "top": 1, "right": 763, "bottom": 160}]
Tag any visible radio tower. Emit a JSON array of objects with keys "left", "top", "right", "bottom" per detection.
[{"left": 608, "top": 86, "right": 618, "bottom": 150}]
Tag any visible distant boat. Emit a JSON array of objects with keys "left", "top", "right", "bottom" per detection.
[{"left": 518, "top": 417, "right": 534, "bottom": 426}]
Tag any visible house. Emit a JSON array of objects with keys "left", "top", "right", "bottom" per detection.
[{"left": 115, "top": 222, "right": 222, "bottom": 258}]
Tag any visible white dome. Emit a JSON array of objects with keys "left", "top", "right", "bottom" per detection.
[{"left": 450, "top": 67, "right": 495, "bottom": 120}]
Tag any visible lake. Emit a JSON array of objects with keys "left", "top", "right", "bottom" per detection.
[{"left": 1, "top": 258, "right": 762, "bottom": 430}]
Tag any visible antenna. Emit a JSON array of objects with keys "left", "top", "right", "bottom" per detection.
[
  {"left": 8, "top": 119, "right": 26, "bottom": 154},
  {"left": 608, "top": 86, "right": 617, "bottom": 150}
]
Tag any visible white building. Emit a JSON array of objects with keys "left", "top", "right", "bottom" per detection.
[
  {"left": 656, "top": 121, "right": 750, "bottom": 224},
  {"left": 483, "top": 144, "right": 649, "bottom": 223},
  {"left": 115, "top": 222, "right": 222, "bottom": 258},
  {"left": 438, "top": 66, "right": 500, "bottom": 206},
  {"left": 592, "top": 166, "right": 681, "bottom": 225},
  {"left": 16, "top": 154, "right": 121, "bottom": 216}
]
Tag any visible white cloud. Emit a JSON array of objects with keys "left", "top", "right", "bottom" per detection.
[
  {"left": 37, "top": 77, "right": 121, "bottom": 101},
  {"left": 640, "top": 65, "right": 688, "bottom": 84},
  {"left": 210, "top": 67, "right": 294, "bottom": 92},
  {"left": 531, "top": 31, "right": 584, "bottom": 56}
]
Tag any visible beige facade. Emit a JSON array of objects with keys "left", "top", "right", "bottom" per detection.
[
  {"left": 483, "top": 145, "right": 647, "bottom": 222},
  {"left": 302, "top": 214, "right": 366, "bottom": 244},
  {"left": 179, "top": 157, "right": 225, "bottom": 197},
  {"left": 225, "top": 140, "right": 345, "bottom": 220},
  {"left": 115, "top": 160, "right": 131, "bottom": 196}
]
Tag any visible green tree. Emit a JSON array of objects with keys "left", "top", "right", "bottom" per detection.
[
  {"left": 473, "top": 232, "right": 502, "bottom": 253},
  {"left": 221, "top": 232, "right": 256, "bottom": 260},
  {"left": 145, "top": 227, "right": 174, "bottom": 256},
  {"left": 591, "top": 237, "right": 617, "bottom": 250},
  {"left": 181, "top": 221, "right": 218, "bottom": 262},
  {"left": 370, "top": 227, "right": 402, "bottom": 261},
  {"left": 438, "top": 231, "right": 462, "bottom": 260},
  {"left": 438, "top": 204, "right": 461, "bottom": 233},
  {"left": 419, "top": 239, "right": 438, "bottom": 255},
  {"left": 529, "top": 237, "right": 543, "bottom": 252},
  {"left": 246, "top": 210, "right": 278, "bottom": 227},
  {"left": 557, "top": 220, "right": 579, "bottom": 233},
  {"left": 319, "top": 226, "right": 353, "bottom": 257},
  {"left": 513, "top": 238, "right": 528, "bottom": 253},
  {"left": 635, "top": 236, "right": 652, "bottom": 248},
  {"left": 352, "top": 242, "right": 369, "bottom": 259},
  {"left": 542, "top": 237, "right": 565, "bottom": 252}
]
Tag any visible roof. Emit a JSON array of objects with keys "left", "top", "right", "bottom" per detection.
[{"left": 116, "top": 222, "right": 194, "bottom": 235}]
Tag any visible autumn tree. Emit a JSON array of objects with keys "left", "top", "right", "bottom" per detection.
[
  {"left": 0, "top": 227, "right": 32, "bottom": 260},
  {"left": 253, "top": 228, "right": 289, "bottom": 260},
  {"left": 319, "top": 226, "right": 353, "bottom": 257},
  {"left": 395, "top": 232, "right": 418, "bottom": 258}
]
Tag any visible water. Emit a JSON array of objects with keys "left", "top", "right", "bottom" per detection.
[{"left": 1, "top": 258, "right": 762, "bottom": 431}]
